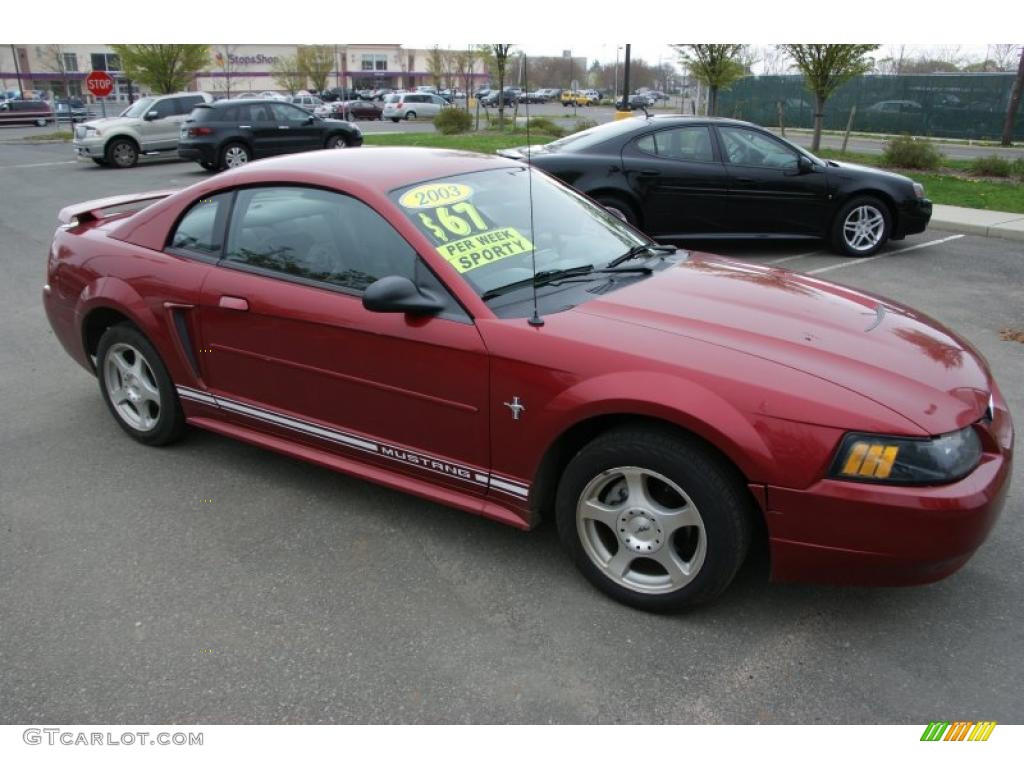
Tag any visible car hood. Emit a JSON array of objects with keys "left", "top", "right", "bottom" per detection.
[
  {"left": 574, "top": 253, "right": 991, "bottom": 435},
  {"left": 826, "top": 160, "right": 914, "bottom": 185},
  {"left": 80, "top": 115, "right": 138, "bottom": 131}
]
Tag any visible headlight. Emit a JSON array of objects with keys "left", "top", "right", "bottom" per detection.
[
  {"left": 912, "top": 182, "right": 925, "bottom": 199},
  {"left": 85, "top": 126, "right": 101, "bottom": 137},
  {"left": 829, "top": 425, "right": 982, "bottom": 485}
]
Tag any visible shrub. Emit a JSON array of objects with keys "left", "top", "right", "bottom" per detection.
[
  {"left": 522, "top": 116, "right": 564, "bottom": 138},
  {"left": 968, "top": 155, "right": 1013, "bottom": 177},
  {"left": 1013, "top": 157, "right": 1024, "bottom": 180},
  {"left": 881, "top": 134, "right": 943, "bottom": 170},
  {"left": 433, "top": 108, "right": 472, "bottom": 135},
  {"left": 572, "top": 118, "right": 598, "bottom": 132}
]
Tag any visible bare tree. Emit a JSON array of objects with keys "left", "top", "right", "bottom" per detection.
[
  {"left": 40, "top": 44, "right": 71, "bottom": 99},
  {"left": 875, "top": 44, "right": 907, "bottom": 75},
  {"left": 760, "top": 45, "right": 790, "bottom": 76},
  {"left": 211, "top": 45, "right": 239, "bottom": 98},
  {"left": 427, "top": 46, "right": 445, "bottom": 88},
  {"left": 271, "top": 55, "right": 306, "bottom": 95},
  {"left": 991, "top": 44, "right": 1020, "bottom": 71},
  {"left": 1002, "top": 46, "right": 1024, "bottom": 146},
  {"left": 783, "top": 44, "right": 878, "bottom": 151},
  {"left": 489, "top": 45, "right": 513, "bottom": 127}
]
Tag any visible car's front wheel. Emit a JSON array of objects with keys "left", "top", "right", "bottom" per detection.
[
  {"left": 97, "top": 323, "right": 185, "bottom": 446},
  {"left": 325, "top": 134, "right": 349, "bottom": 149},
  {"left": 832, "top": 195, "right": 891, "bottom": 257},
  {"left": 556, "top": 426, "right": 753, "bottom": 612},
  {"left": 106, "top": 138, "right": 139, "bottom": 169}
]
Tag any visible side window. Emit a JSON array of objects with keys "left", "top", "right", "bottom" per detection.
[
  {"left": 178, "top": 96, "right": 203, "bottom": 113},
  {"left": 223, "top": 187, "right": 417, "bottom": 293},
  {"left": 271, "top": 103, "right": 308, "bottom": 122},
  {"left": 635, "top": 127, "right": 714, "bottom": 162},
  {"left": 718, "top": 126, "right": 798, "bottom": 170},
  {"left": 168, "top": 193, "right": 230, "bottom": 258},
  {"left": 151, "top": 98, "right": 178, "bottom": 120}
]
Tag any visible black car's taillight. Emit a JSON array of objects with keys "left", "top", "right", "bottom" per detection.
[{"left": 187, "top": 126, "right": 214, "bottom": 137}]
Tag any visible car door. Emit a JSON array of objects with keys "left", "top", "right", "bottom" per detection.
[
  {"left": 241, "top": 103, "right": 285, "bottom": 157},
  {"left": 716, "top": 125, "right": 831, "bottom": 237},
  {"left": 271, "top": 102, "right": 321, "bottom": 153},
  {"left": 620, "top": 125, "right": 731, "bottom": 237},
  {"left": 195, "top": 185, "right": 491, "bottom": 497}
]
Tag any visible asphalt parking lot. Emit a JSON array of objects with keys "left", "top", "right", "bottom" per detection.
[{"left": 1, "top": 141, "right": 1022, "bottom": 725}]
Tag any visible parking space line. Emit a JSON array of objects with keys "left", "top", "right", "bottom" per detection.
[
  {"left": 805, "top": 235, "right": 965, "bottom": 275},
  {"left": 3, "top": 160, "right": 77, "bottom": 169},
  {"left": 767, "top": 250, "right": 823, "bottom": 264}
]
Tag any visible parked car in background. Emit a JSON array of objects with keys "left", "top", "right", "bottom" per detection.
[
  {"left": 177, "top": 99, "right": 362, "bottom": 171},
  {"left": 331, "top": 99, "right": 383, "bottom": 121},
  {"left": 258, "top": 91, "right": 286, "bottom": 101},
  {"left": 382, "top": 92, "right": 450, "bottom": 122},
  {"left": 72, "top": 92, "right": 213, "bottom": 168},
  {"left": 481, "top": 88, "right": 519, "bottom": 107},
  {"left": 0, "top": 99, "right": 54, "bottom": 126},
  {"left": 519, "top": 90, "right": 549, "bottom": 104},
  {"left": 321, "top": 87, "right": 362, "bottom": 103},
  {"left": 561, "top": 91, "right": 596, "bottom": 107},
  {"left": 289, "top": 94, "right": 325, "bottom": 112},
  {"left": 504, "top": 115, "right": 932, "bottom": 257},
  {"left": 616, "top": 94, "right": 654, "bottom": 111},
  {"left": 55, "top": 98, "right": 89, "bottom": 123},
  {"left": 43, "top": 147, "right": 1011, "bottom": 613}
]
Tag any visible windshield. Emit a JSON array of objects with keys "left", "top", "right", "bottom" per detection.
[
  {"left": 120, "top": 98, "right": 156, "bottom": 118},
  {"left": 390, "top": 167, "right": 649, "bottom": 296}
]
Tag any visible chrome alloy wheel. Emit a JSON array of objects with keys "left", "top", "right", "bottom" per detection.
[
  {"left": 223, "top": 145, "right": 249, "bottom": 168},
  {"left": 103, "top": 342, "right": 162, "bottom": 432},
  {"left": 842, "top": 204, "right": 886, "bottom": 253},
  {"left": 576, "top": 466, "right": 707, "bottom": 594}
]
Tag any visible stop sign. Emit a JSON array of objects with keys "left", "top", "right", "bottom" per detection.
[{"left": 85, "top": 70, "right": 114, "bottom": 98}]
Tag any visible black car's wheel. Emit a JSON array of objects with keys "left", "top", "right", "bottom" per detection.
[
  {"left": 831, "top": 195, "right": 891, "bottom": 257},
  {"left": 556, "top": 426, "right": 753, "bottom": 612},
  {"left": 106, "top": 138, "right": 139, "bottom": 169},
  {"left": 391, "top": 117, "right": 401, "bottom": 123},
  {"left": 326, "top": 134, "right": 349, "bottom": 149},
  {"left": 594, "top": 195, "right": 639, "bottom": 227},
  {"left": 96, "top": 323, "right": 185, "bottom": 447},
  {"left": 219, "top": 142, "right": 251, "bottom": 170},
  {"left": 405, "top": 111, "right": 417, "bottom": 121},
  {"left": 200, "top": 161, "right": 218, "bottom": 172}
]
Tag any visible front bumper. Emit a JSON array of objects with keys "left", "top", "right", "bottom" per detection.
[
  {"left": 766, "top": 399, "right": 1013, "bottom": 586},
  {"left": 72, "top": 136, "right": 105, "bottom": 160},
  {"left": 894, "top": 197, "right": 933, "bottom": 238}
]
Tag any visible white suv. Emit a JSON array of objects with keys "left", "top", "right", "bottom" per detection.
[
  {"left": 73, "top": 92, "right": 213, "bottom": 168},
  {"left": 382, "top": 93, "right": 450, "bottom": 122}
]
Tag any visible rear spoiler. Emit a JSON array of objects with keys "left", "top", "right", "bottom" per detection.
[{"left": 58, "top": 190, "right": 177, "bottom": 226}]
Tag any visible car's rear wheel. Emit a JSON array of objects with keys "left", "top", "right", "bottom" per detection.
[
  {"left": 220, "top": 142, "right": 251, "bottom": 170},
  {"left": 832, "top": 195, "right": 891, "bottom": 257},
  {"left": 344, "top": 110, "right": 355, "bottom": 121},
  {"left": 391, "top": 117, "right": 400, "bottom": 123},
  {"left": 555, "top": 426, "right": 753, "bottom": 612},
  {"left": 326, "top": 134, "right": 349, "bottom": 149},
  {"left": 405, "top": 111, "right": 417, "bottom": 120},
  {"left": 36, "top": 118, "right": 47, "bottom": 127},
  {"left": 593, "top": 195, "right": 639, "bottom": 227},
  {"left": 97, "top": 324, "right": 185, "bottom": 447},
  {"left": 106, "top": 138, "right": 138, "bottom": 169}
]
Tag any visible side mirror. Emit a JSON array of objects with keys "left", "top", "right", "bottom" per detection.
[
  {"left": 304, "top": 115, "right": 315, "bottom": 125},
  {"left": 363, "top": 276, "right": 445, "bottom": 315},
  {"left": 797, "top": 155, "right": 814, "bottom": 174},
  {"left": 145, "top": 110, "right": 159, "bottom": 121}
]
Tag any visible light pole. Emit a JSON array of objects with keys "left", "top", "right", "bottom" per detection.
[{"left": 614, "top": 45, "right": 621, "bottom": 99}]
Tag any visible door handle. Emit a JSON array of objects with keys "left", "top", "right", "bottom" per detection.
[
  {"left": 239, "top": 124, "right": 252, "bottom": 129},
  {"left": 278, "top": 125, "right": 289, "bottom": 129},
  {"left": 218, "top": 296, "right": 249, "bottom": 311},
  {"left": 638, "top": 170, "right": 660, "bottom": 177},
  {"left": 733, "top": 176, "right": 756, "bottom": 183}
]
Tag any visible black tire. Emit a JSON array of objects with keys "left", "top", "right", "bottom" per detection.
[
  {"left": 105, "top": 138, "right": 139, "bottom": 169},
  {"left": 391, "top": 117, "right": 400, "bottom": 123},
  {"left": 36, "top": 118, "right": 47, "bottom": 127},
  {"left": 344, "top": 111, "right": 355, "bottom": 121},
  {"left": 96, "top": 323, "right": 185, "bottom": 447},
  {"left": 219, "top": 141, "right": 251, "bottom": 171},
  {"left": 405, "top": 111, "right": 416, "bottom": 120},
  {"left": 91, "top": 158, "right": 108, "bottom": 167},
  {"left": 199, "top": 160, "right": 218, "bottom": 172},
  {"left": 325, "top": 134, "right": 349, "bottom": 149},
  {"left": 593, "top": 194, "right": 639, "bottom": 227},
  {"left": 555, "top": 426, "right": 753, "bottom": 612},
  {"left": 831, "top": 195, "right": 892, "bottom": 257}
]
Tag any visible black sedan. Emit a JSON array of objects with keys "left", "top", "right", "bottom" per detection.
[
  {"left": 178, "top": 99, "right": 363, "bottom": 172},
  {"left": 502, "top": 116, "right": 932, "bottom": 257}
]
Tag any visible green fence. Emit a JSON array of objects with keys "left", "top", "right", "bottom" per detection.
[{"left": 715, "top": 73, "right": 1021, "bottom": 142}]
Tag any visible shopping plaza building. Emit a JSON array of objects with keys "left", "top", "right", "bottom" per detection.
[{"left": 1, "top": 44, "right": 492, "bottom": 100}]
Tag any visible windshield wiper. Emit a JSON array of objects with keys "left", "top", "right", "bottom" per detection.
[
  {"left": 607, "top": 243, "right": 677, "bottom": 269},
  {"left": 481, "top": 264, "right": 652, "bottom": 301}
]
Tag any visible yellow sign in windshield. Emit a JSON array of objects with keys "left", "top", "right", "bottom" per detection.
[
  {"left": 399, "top": 183, "right": 474, "bottom": 209},
  {"left": 437, "top": 227, "right": 534, "bottom": 273}
]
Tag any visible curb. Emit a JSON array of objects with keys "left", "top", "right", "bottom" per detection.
[{"left": 929, "top": 206, "right": 1024, "bottom": 242}]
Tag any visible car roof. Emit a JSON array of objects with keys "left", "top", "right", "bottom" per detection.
[{"left": 212, "top": 147, "right": 523, "bottom": 192}]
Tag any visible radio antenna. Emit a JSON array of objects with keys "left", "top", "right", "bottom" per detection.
[{"left": 523, "top": 54, "right": 544, "bottom": 327}]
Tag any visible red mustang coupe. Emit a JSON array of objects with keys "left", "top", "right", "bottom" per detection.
[{"left": 43, "top": 148, "right": 1013, "bottom": 611}]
